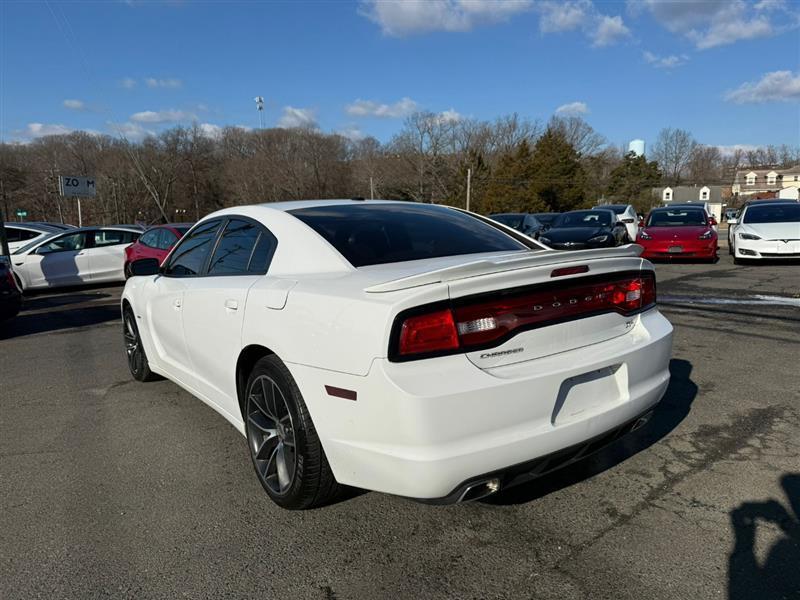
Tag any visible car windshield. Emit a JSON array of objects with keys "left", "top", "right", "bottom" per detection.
[
  {"left": 533, "top": 213, "right": 559, "bottom": 225},
  {"left": 647, "top": 209, "right": 707, "bottom": 227},
  {"left": 490, "top": 214, "right": 524, "bottom": 229},
  {"left": 14, "top": 232, "right": 58, "bottom": 254},
  {"left": 553, "top": 211, "right": 612, "bottom": 228},
  {"left": 743, "top": 204, "right": 800, "bottom": 224},
  {"left": 290, "top": 203, "right": 528, "bottom": 267}
]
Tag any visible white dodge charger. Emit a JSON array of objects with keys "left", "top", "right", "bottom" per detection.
[{"left": 122, "top": 200, "right": 673, "bottom": 509}]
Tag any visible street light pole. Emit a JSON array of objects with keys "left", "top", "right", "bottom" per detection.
[{"left": 466, "top": 168, "right": 471, "bottom": 212}]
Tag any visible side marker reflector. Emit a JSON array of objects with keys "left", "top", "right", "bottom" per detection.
[{"left": 325, "top": 385, "right": 357, "bottom": 401}]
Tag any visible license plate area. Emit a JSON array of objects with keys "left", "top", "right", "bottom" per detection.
[
  {"left": 551, "top": 364, "right": 625, "bottom": 425},
  {"left": 668, "top": 246, "right": 683, "bottom": 253}
]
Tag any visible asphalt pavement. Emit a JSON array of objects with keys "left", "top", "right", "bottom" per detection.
[{"left": 1, "top": 250, "right": 798, "bottom": 600}]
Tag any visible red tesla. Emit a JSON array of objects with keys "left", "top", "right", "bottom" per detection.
[
  {"left": 124, "top": 223, "right": 193, "bottom": 277},
  {"left": 637, "top": 206, "right": 717, "bottom": 261}
]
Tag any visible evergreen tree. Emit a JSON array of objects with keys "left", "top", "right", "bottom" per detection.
[
  {"left": 481, "top": 140, "right": 545, "bottom": 214},
  {"left": 606, "top": 152, "right": 662, "bottom": 212},
  {"left": 529, "top": 128, "right": 587, "bottom": 212}
]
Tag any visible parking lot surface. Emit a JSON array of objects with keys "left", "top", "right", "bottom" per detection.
[{"left": 1, "top": 251, "right": 798, "bottom": 599}]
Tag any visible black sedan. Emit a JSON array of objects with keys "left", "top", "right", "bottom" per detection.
[
  {"left": 489, "top": 213, "right": 545, "bottom": 239},
  {"left": 539, "top": 209, "right": 628, "bottom": 250},
  {"left": 0, "top": 257, "right": 22, "bottom": 321}
]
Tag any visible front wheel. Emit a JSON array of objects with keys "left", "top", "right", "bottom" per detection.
[
  {"left": 123, "top": 306, "right": 160, "bottom": 382},
  {"left": 245, "top": 355, "right": 340, "bottom": 510}
]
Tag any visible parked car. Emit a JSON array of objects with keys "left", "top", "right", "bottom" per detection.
[
  {"left": 593, "top": 204, "right": 639, "bottom": 242},
  {"left": 728, "top": 200, "right": 800, "bottom": 263},
  {"left": 0, "top": 256, "right": 22, "bottom": 321},
  {"left": 488, "top": 213, "right": 545, "bottom": 239},
  {"left": 539, "top": 209, "right": 628, "bottom": 250},
  {"left": 27, "top": 222, "right": 77, "bottom": 231},
  {"left": 3, "top": 223, "right": 64, "bottom": 253},
  {"left": 724, "top": 208, "right": 739, "bottom": 222},
  {"left": 122, "top": 200, "right": 673, "bottom": 509},
  {"left": 124, "top": 223, "right": 193, "bottom": 277},
  {"left": 10, "top": 226, "right": 141, "bottom": 290},
  {"left": 637, "top": 207, "right": 717, "bottom": 261},
  {"left": 532, "top": 212, "right": 560, "bottom": 229}
]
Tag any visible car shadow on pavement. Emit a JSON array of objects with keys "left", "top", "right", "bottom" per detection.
[
  {"left": 0, "top": 293, "right": 120, "bottom": 340},
  {"left": 728, "top": 473, "right": 800, "bottom": 600},
  {"left": 484, "top": 358, "right": 697, "bottom": 506}
]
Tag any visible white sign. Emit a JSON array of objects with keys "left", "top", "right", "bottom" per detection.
[{"left": 59, "top": 175, "right": 97, "bottom": 198}]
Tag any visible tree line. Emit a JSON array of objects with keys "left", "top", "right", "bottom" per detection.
[{"left": 1, "top": 113, "right": 797, "bottom": 226}]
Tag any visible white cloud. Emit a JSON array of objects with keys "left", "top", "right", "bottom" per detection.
[
  {"left": 643, "top": 51, "right": 689, "bottom": 69},
  {"left": 63, "top": 99, "right": 86, "bottom": 110},
  {"left": 23, "top": 123, "right": 73, "bottom": 138},
  {"left": 130, "top": 109, "right": 195, "bottom": 123},
  {"left": 634, "top": 0, "right": 790, "bottom": 49},
  {"left": 145, "top": 77, "right": 183, "bottom": 89},
  {"left": 120, "top": 77, "right": 137, "bottom": 89},
  {"left": 538, "top": 0, "right": 590, "bottom": 32},
  {"left": 109, "top": 121, "right": 154, "bottom": 141},
  {"left": 437, "top": 108, "right": 462, "bottom": 123},
  {"left": 346, "top": 97, "right": 418, "bottom": 118},
  {"left": 337, "top": 125, "right": 367, "bottom": 141},
  {"left": 591, "top": 15, "right": 631, "bottom": 46},
  {"left": 725, "top": 70, "right": 800, "bottom": 103},
  {"left": 555, "top": 101, "right": 589, "bottom": 116},
  {"left": 537, "top": 1, "right": 630, "bottom": 46},
  {"left": 198, "top": 123, "right": 222, "bottom": 138},
  {"left": 715, "top": 144, "right": 762, "bottom": 157},
  {"left": 277, "top": 106, "right": 318, "bottom": 129},
  {"left": 359, "top": 0, "right": 532, "bottom": 36}
]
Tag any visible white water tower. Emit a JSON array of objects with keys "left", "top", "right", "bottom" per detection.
[{"left": 628, "top": 139, "right": 646, "bottom": 157}]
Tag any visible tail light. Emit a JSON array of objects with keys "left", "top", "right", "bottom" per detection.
[{"left": 390, "top": 271, "right": 656, "bottom": 361}]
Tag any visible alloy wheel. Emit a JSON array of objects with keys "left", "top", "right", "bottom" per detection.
[
  {"left": 123, "top": 313, "right": 141, "bottom": 376},
  {"left": 246, "top": 375, "right": 297, "bottom": 496}
]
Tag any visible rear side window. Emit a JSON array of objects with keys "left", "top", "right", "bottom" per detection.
[
  {"left": 164, "top": 220, "right": 222, "bottom": 276},
  {"left": 139, "top": 230, "right": 159, "bottom": 248},
  {"left": 156, "top": 229, "right": 178, "bottom": 250},
  {"left": 6, "top": 227, "right": 40, "bottom": 242},
  {"left": 290, "top": 203, "right": 526, "bottom": 268},
  {"left": 208, "top": 219, "right": 262, "bottom": 275}
]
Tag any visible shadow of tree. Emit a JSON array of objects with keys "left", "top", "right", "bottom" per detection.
[
  {"left": 484, "top": 358, "right": 697, "bottom": 505},
  {"left": 729, "top": 473, "right": 800, "bottom": 600}
]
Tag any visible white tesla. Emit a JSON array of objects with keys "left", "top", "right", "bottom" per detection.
[
  {"left": 122, "top": 200, "right": 673, "bottom": 509},
  {"left": 729, "top": 201, "right": 800, "bottom": 263},
  {"left": 11, "top": 226, "right": 142, "bottom": 290}
]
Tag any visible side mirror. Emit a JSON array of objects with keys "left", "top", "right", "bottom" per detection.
[
  {"left": 708, "top": 217, "right": 718, "bottom": 226},
  {"left": 35, "top": 246, "right": 53, "bottom": 255},
  {"left": 130, "top": 257, "right": 161, "bottom": 277}
]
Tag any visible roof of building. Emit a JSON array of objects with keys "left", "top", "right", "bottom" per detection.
[{"left": 654, "top": 185, "right": 724, "bottom": 203}]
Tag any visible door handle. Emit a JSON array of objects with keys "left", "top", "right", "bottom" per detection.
[{"left": 224, "top": 299, "right": 238, "bottom": 311}]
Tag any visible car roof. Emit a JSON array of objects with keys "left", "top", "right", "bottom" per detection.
[
  {"left": 594, "top": 204, "right": 630, "bottom": 209},
  {"left": 651, "top": 205, "right": 705, "bottom": 211},
  {"left": 6, "top": 222, "right": 61, "bottom": 232}
]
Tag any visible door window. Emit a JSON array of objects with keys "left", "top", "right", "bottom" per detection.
[
  {"left": 93, "top": 230, "right": 138, "bottom": 247},
  {"left": 157, "top": 228, "right": 178, "bottom": 250},
  {"left": 207, "top": 219, "right": 263, "bottom": 275},
  {"left": 163, "top": 220, "right": 222, "bottom": 276},
  {"left": 139, "top": 230, "right": 160, "bottom": 248},
  {"left": 38, "top": 232, "right": 87, "bottom": 254}
]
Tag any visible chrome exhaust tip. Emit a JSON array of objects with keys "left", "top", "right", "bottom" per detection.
[{"left": 457, "top": 478, "right": 501, "bottom": 502}]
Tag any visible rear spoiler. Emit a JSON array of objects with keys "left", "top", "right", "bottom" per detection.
[{"left": 364, "top": 245, "right": 644, "bottom": 293}]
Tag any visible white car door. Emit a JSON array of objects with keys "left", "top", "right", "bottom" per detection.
[
  {"left": 86, "top": 229, "right": 138, "bottom": 282},
  {"left": 14, "top": 231, "right": 90, "bottom": 289},
  {"left": 182, "top": 218, "right": 277, "bottom": 418},
  {"left": 147, "top": 219, "right": 224, "bottom": 383},
  {"left": 622, "top": 206, "right": 638, "bottom": 242}
]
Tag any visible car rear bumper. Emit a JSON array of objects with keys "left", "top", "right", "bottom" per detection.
[{"left": 288, "top": 308, "right": 673, "bottom": 500}]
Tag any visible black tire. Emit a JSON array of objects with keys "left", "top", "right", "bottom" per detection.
[
  {"left": 244, "top": 355, "right": 340, "bottom": 510},
  {"left": 123, "top": 306, "right": 160, "bottom": 382},
  {"left": 124, "top": 262, "right": 132, "bottom": 279}
]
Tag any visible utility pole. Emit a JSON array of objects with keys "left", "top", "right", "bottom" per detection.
[
  {"left": 466, "top": 168, "right": 472, "bottom": 212},
  {"left": 369, "top": 177, "right": 375, "bottom": 200}
]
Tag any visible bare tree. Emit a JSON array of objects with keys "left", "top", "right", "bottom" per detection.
[{"left": 651, "top": 128, "right": 697, "bottom": 185}]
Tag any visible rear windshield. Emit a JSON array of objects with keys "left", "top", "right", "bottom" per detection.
[
  {"left": 290, "top": 203, "right": 528, "bottom": 267},
  {"left": 743, "top": 204, "right": 800, "bottom": 224},
  {"left": 647, "top": 209, "right": 707, "bottom": 227}
]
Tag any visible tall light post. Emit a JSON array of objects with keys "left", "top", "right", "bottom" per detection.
[{"left": 254, "top": 96, "right": 264, "bottom": 129}]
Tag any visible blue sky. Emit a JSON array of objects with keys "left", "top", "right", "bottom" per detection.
[{"left": 1, "top": 0, "right": 798, "bottom": 152}]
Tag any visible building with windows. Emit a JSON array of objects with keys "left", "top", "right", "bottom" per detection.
[
  {"left": 651, "top": 185, "right": 728, "bottom": 221},
  {"left": 732, "top": 165, "right": 800, "bottom": 198}
]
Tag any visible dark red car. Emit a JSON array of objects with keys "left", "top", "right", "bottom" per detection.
[
  {"left": 124, "top": 223, "right": 193, "bottom": 277},
  {"left": 637, "top": 207, "right": 717, "bottom": 261}
]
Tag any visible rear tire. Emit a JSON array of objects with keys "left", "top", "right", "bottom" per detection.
[
  {"left": 244, "top": 355, "right": 341, "bottom": 510},
  {"left": 123, "top": 306, "right": 160, "bottom": 382}
]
